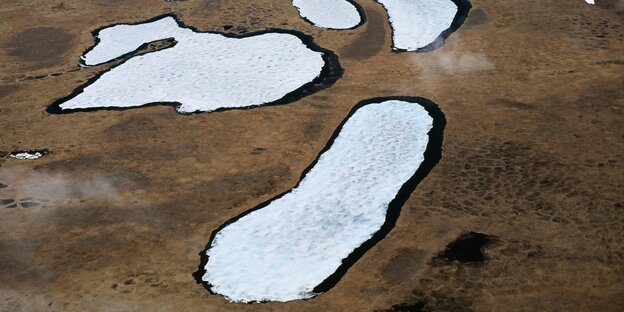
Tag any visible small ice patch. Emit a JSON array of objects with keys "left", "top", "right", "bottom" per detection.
[
  {"left": 201, "top": 98, "right": 443, "bottom": 302},
  {"left": 9, "top": 151, "right": 45, "bottom": 160},
  {"left": 52, "top": 15, "right": 331, "bottom": 114},
  {"left": 292, "top": 0, "right": 362, "bottom": 29},
  {"left": 376, "top": 0, "right": 470, "bottom": 51},
  {"left": 585, "top": 0, "right": 595, "bottom": 4}
]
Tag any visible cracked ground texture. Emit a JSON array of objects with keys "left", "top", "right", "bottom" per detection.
[{"left": 0, "top": 0, "right": 623, "bottom": 311}]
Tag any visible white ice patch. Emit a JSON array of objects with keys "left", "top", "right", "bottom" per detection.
[
  {"left": 377, "top": 0, "right": 459, "bottom": 51},
  {"left": 10, "top": 152, "right": 44, "bottom": 160},
  {"left": 60, "top": 16, "right": 326, "bottom": 114},
  {"left": 585, "top": 0, "right": 595, "bottom": 4},
  {"left": 203, "top": 100, "right": 434, "bottom": 302},
  {"left": 292, "top": 0, "right": 361, "bottom": 29}
]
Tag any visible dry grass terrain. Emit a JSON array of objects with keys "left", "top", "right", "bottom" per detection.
[{"left": 0, "top": 0, "right": 623, "bottom": 311}]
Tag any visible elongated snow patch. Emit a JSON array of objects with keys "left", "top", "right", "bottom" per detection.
[
  {"left": 376, "top": 0, "right": 471, "bottom": 51},
  {"left": 48, "top": 15, "right": 337, "bottom": 114},
  {"left": 292, "top": 0, "right": 363, "bottom": 29},
  {"left": 198, "top": 98, "right": 445, "bottom": 302}
]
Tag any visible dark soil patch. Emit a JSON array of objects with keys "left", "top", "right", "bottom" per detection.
[
  {"left": 8, "top": 27, "right": 74, "bottom": 69},
  {"left": 435, "top": 232, "right": 497, "bottom": 263},
  {"left": 0, "top": 85, "right": 17, "bottom": 99},
  {"left": 342, "top": 5, "right": 386, "bottom": 59},
  {"left": 0, "top": 199, "right": 15, "bottom": 206},
  {"left": 382, "top": 301, "right": 425, "bottom": 312},
  {"left": 596, "top": 59, "right": 624, "bottom": 65},
  {"left": 464, "top": 7, "right": 488, "bottom": 27},
  {"left": 489, "top": 98, "right": 535, "bottom": 110},
  {"left": 596, "top": 0, "right": 624, "bottom": 14},
  {"left": 381, "top": 248, "right": 427, "bottom": 285},
  {"left": 20, "top": 202, "right": 40, "bottom": 208},
  {"left": 584, "top": 1, "right": 624, "bottom": 18},
  {"left": 201, "top": 0, "right": 221, "bottom": 11},
  {"left": 132, "top": 38, "right": 177, "bottom": 60}
]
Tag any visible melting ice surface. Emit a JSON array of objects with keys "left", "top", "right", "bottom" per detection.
[
  {"left": 377, "top": 0, "right": 461, "bottom": 51},
  {"left": 58, "top": 16, "right": 326, "bottom": 114},
  {"left": 203, "top": 100, "right": 434, "bottom": 302},
  {"left": 9, "top": 152, "right": 44, "bottom": 160},
  {"left": 292, "top": 0, "right": 361, "bottom": 29}
]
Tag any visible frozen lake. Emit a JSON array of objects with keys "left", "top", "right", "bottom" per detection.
[
  {"left": 47, "top": 15, "right": 341, "bottom": 114},
  {"left": 376, "top": 0, "right": 472, "bottom": 51},
  {"left": 198, "top": 98, "right": 445, "bottom": 302},
  {"left": 291, "top": 0, "right": 364, "bottom": 29}
]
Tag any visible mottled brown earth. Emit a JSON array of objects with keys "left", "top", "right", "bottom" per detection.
[{"left": 0, "top": 0, "right": 623, "bottom": 311}]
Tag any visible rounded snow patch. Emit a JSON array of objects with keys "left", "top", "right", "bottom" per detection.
[
  {"left": 47, "top": 14, "right": 342, "bottom": 115},
  {"left": 292, "top": 0, "right": 365, "bottom": 29},
  {"left": 195, "top": 97, "right": 446, "bottom": 302},
  {"left": 376, "top": 0, "right": 472, "bottom": 52}
]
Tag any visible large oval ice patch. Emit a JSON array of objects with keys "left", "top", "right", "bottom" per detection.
[{"left": 197, "top": 97, "right": 445, "bottom": 302}]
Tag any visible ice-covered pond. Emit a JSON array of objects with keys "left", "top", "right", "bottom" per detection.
[
  {"left": 291, "top": 0, "right": 364, "bottom": 29},
  {"left": 376, "top": 0, "right": 472, "bottom": 51},
  {"left": 197, "top": 98, "right": 445, "bottom": 302},
  {"left": 47, "top": 15, "right": 341, "bottom": 114},
  {"left": 289, "top": 0, "right": 471, "bottom": 52}
]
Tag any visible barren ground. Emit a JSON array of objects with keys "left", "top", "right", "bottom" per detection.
[{"left": 0, "top": 0, "right": 623, "bottom": 311}]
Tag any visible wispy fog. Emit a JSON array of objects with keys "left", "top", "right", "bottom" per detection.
[{"left": 0, "top": 166, "right": 120, "bottom": 205}]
